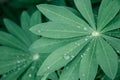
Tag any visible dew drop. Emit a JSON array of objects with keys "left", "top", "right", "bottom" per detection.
[
  {"left": 82, "top": 74, "right": 85, "bottom": 77},
  {"left": 75, "top": 42, "right": 80, "bottom": 46},
  {"left": 38, "top": 30, "right": 41, "bottom": 33},
  {"left": 17, "top": 60, "right": 20, "bottom": 63},
  {"left": 83, "top": 27, "right": 87, "bottom": 30},
  {"left": 64, "top": 54, "right": 70, "bottom": 60},
  {"left": 117, "top": 50, "right": 120, "bottom": 53},
  {"left": 47, "top": 66, "right": 50, "bottom": 69},
  {"left": 85, "top": 38, "right": 88, "bottom": 41},
  {"left": 81, "top": 55, "right": 83, "bottom": 58},
  {"left": 28, "top": 74, "right": 32, "bottom": 77},
  {"left": 33, "top": 54, "right": 40, "bottom": 60},
  {"left": 71, "top": 55, "right": 75, "bottom": 58}
]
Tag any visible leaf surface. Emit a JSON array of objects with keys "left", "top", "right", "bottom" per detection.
[
  {"left": 74, "top": 0, "right": 96, "bottom": 29},
  {"left": 37, "top": 36, "right": 91, "bottom": 76},
  {"left": 96, "top": 37, "right": 118, "bottom": 79},
  {"left": 30, "top": 22, "right": 91, "bottom": 39},
  {"left": 79, "top": 39, "right": 98, "bottom": 80},
  {"left": 37, "top": 4, "right": 92, "bottom": 30},
  {"left": 97, "top": 0, "right": 120, "bottom": 31}
]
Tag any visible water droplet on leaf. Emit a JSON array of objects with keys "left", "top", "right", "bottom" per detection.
[{"left": 64, "top": 54, "right": 70, "bottom": 60}]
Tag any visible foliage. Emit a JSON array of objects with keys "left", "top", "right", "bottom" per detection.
[{"left": 0, "top": 0, "right": 120, "bottom": 80}]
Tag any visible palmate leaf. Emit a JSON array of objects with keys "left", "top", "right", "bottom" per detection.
[
  {"left": 74, "top": 0, "right": 96, "bottom": 29},
  {"left": 29, "top": 37, "right": 80, "bottom": 53},
  {"left": 0, "top": 31, "right": 27, "bottom": 51},
  {"left": 3, "top": 18, "right": 31, "bottom": 47},
  {"left": 103, "top": 35, "right": 120, "bottom": 54},
  {"left": 0, "top": 46, "right": 30, "bottom": 74},
  {"left": 36, "top": 4, "right": 92, "bottom": 30},
  {"left": 60, "top": 53, "right": 80, "bottom": 80},
  {"left": 97, "top": 0, "right": 120, "bottom": 31},
  {"left": 37, "top": 36, "right": 91, "bottom": 76},
  {"left": 79, "top": 39, "right": 98, "bottom": 80},
  {"left": 30, "top": 22, "right": 91, "bottom": 39},
  {"left": 96, "top": 37, "right": 118, "bottom": 79}
]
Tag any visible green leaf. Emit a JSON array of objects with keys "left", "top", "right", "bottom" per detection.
[
  {"left": 96, "top": 37, "right": 118, "bottom": 79},
  {"left": 104, "top": 29, "right": 120, "bottom": 38},
  {"left": 0, "top": 46, "right": 30, "bottom": 74},
  {"left": 37, "top": 36, "right": 91, "bottom": 76},
  {"left": 0, "top": 63, "right": 29, "bottom": 80},
  {"left": 3, "top": 18, "right": 31, "bottom": 47},
  {"left": 60, "top": 54, "right": 80, "bottom": 80},
  {"left": 79, "top": 39, "right": 98, "bottom": 80},
  {"left": 21, "top": 11, "right": 31, "bottom": 31},
  {"left": 0, "top": 31, "right": 27, "bottom": 51},
  {"left": 48, "top": 72, "right": 58, "bottom": 80},
  {"left": 29, "top": 37, "right": 79, "bottom": 53},
  {"left": 97, "top": 0, "right": 120, "bottom": 31},
  {"left": 66, "top": 7, "right": 82, "bottom": 18},
  {"left": 21, "top": 61, "right": 38, "bottom": 80},
  {"left": 21, "top": 11, "right": 39, "bottom": 43},
  {"left": 102, "top": 13, "right": 120, "bottom": 32},
  {"left": 103, "top": 35, "right": 120, "bottom": 54},
  {"left": 74, "top": 0, "right": 96, "bottom": 29},
  {"left": 30, "top": 10, "right": 42, "bottom": 27},
  {"left": 30, "top": 22, "right": 91, "bottom": 39},
  {"left": 37, "top": 4, "right": 92, "bottom": 30}
]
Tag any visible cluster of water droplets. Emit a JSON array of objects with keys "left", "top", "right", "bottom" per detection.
[{"left": 77, "top": 26, "right": 88, "bottom": 31}]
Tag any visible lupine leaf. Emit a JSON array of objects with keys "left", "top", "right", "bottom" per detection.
[
  {"left": 97, "top": 0, "right": 120, "bottom": 31},
  {"left": 0, "top": 63, "right": 30, "bottom": 80},
  {"left": 30, "top": 10, "right": 42, "bottom": 27},
  {"left": 102, "top": 13, "right": 120, "bottom": 32},
  {"left": 3, "top": 18, "right": 31, "bottom": 47},
  {"left": 0, "top": 31, "right": 27, "bottom": 51},
  {"left": 104, "top": 29, "right": 120, "bottom": 38},
  {"left": 21, "top": 11, "right": 31, "bottom": 31},
  {"left": 29, "top": 37, "right": 80, "bottom": 53},
  {"left": 37, "top": 4, "right": 92, "bottom": 30},
  {"left": 21, "top": 11, "right": 39, "bottom": 42},
  {"left": 74, "top": 0, "right": 96, "bottom": 29},
  {"left": 96, "top": 37, "right": 118, "bottom": 79},
  {"left": 60, "top": 54, "right": 80, "bottom": 80},
  {"left": 0, "top": 46, "right": 30, "bottom": 74},
  {"left": 37, "top": 36, "right": 91, "bottom": 76},
  {"left": 103, "top": 35, "right": 120, "bottom": 54},
  {"left": 30, "top": 22, "right": 91, "bottom": 39},
  {"left": 79, "top": 39, "right": 98, "bottom": 80},
  {"left": 21, "top": 61, "right": 38, "bottom": 80}
]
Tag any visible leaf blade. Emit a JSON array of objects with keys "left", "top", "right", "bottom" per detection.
[
  {"left": 74, "top": 0, "right": 96, "bottom": 29},
  {"left": 37, "top": 36, "right": 91, "bottom": 76},
  {"left": 30, "top": 22, "right": 91, "bottom": 39},
  {"left": 79, "top": 39, "right": 98, "bottom": 80},
  {"left": 97, "top": 0, "right": 120, "bottom": 31},
  {"left": 96, "top": 37, "right": 118, "bottom": 79}
]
